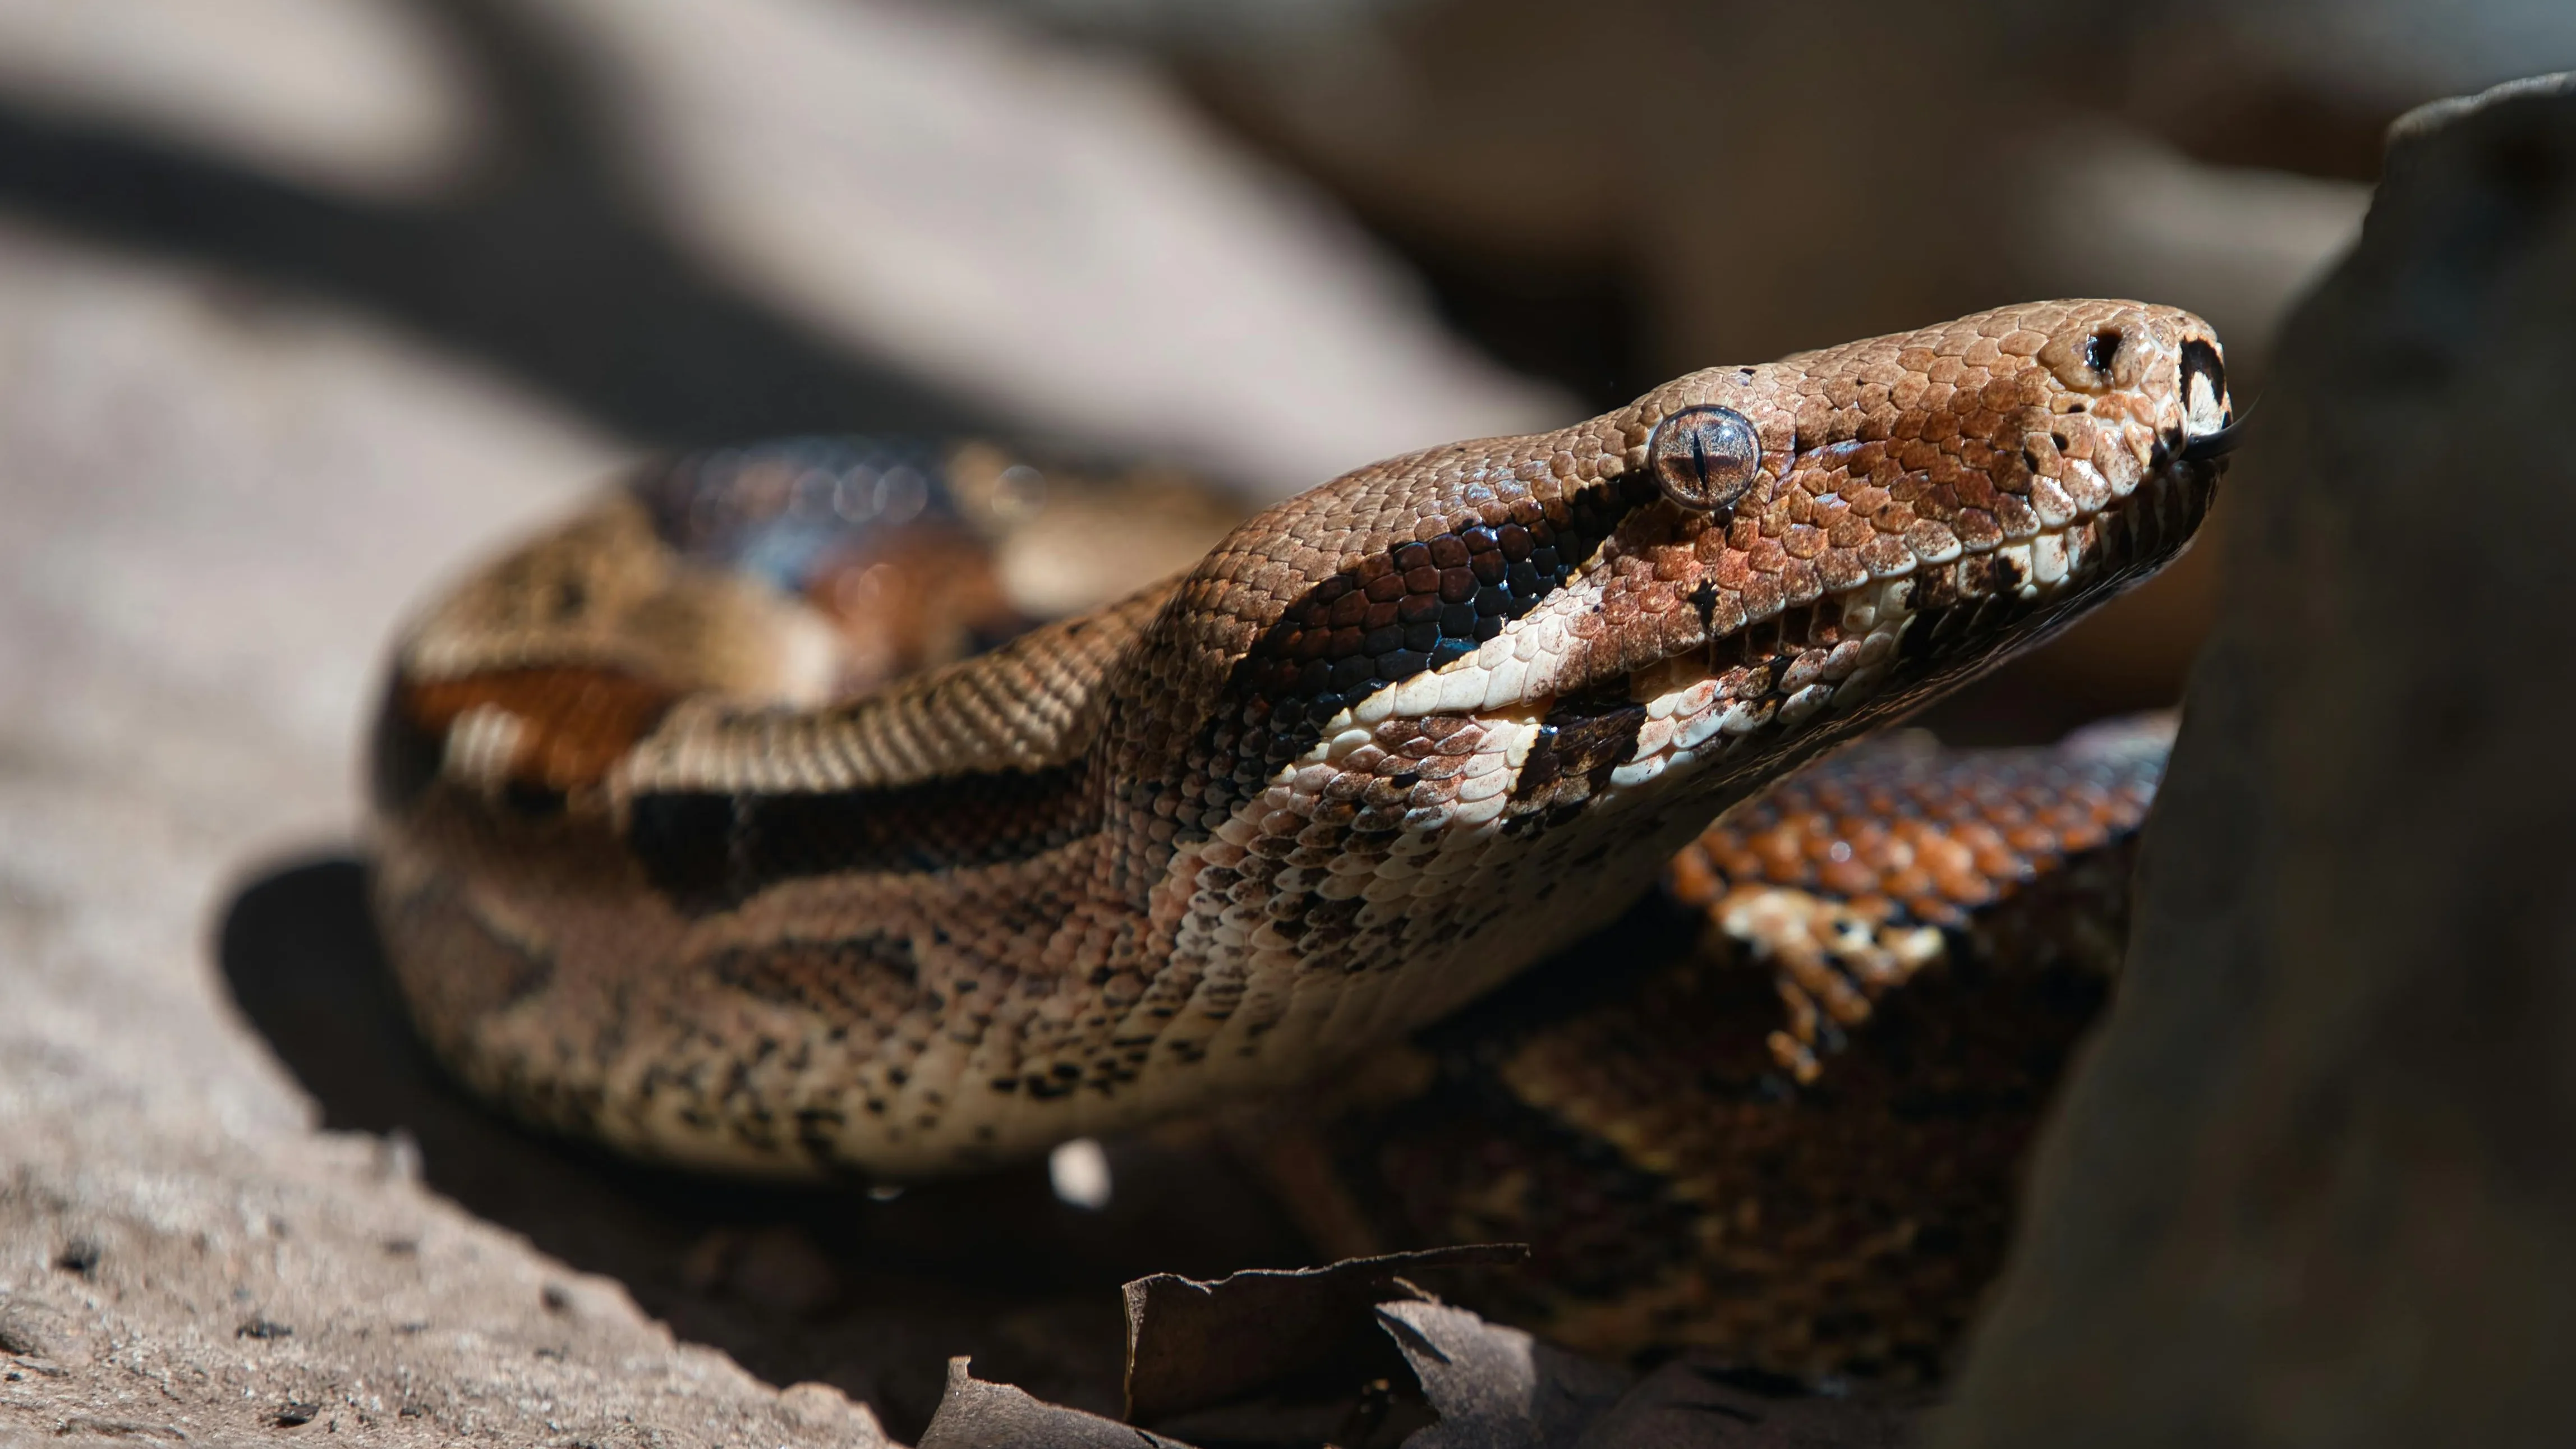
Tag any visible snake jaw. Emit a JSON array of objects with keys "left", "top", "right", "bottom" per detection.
[{"left": 1353, "top": 303, "right": 2230, "bottom": 829}]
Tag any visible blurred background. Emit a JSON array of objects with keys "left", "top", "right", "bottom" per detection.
[
  {"left": 3, "top": 1, "right": 2573, "bottom": 1439},
  {"left": 13, "top": 0, "right": 2572, "bottom": 737}
]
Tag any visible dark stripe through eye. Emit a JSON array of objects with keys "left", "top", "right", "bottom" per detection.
[
  {"left": 1236, "top": 481, "right": 1649, "bottom": 732},
  {"left": 1179, "top": 473, "right": 1658, "bottom": 833}
]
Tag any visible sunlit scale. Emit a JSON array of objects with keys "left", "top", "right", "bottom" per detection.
[{"left": 1592, "top": 473, "right": 2170, "bottom": 804}]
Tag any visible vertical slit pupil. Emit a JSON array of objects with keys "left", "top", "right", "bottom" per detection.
[{"left": 1650, "top": 404, "right": 1761, "bottom": 513}]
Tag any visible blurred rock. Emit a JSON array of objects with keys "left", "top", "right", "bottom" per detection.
[
  {"left": 2009, "top": 128, "right": 2369, "bottom": 379},
  {"left": 0, "top": 0, "right": 1562, "bottom": 502},
  {"left": 545, "top": 0, "right": 1560, "bottom": 496},
  {"left": 2128, "top": 0, "right": 2576, "bottom": 149},
  {"left": 1936, "top": 72, "right": 2576, "bottom": 1448},
  {"left": 1173, "top": 0, "right": 2360, "bottom": 379},
  {"left": 0, "top": 0, "right": 477, "bottom": 198},
  {"left": 1167, "top": 0, "right": 2378, "bottom": 723}
]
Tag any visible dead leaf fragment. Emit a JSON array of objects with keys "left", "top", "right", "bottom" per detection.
[{"left": 1123, "top": 1244, "right": 1529, "bottom": 1425}]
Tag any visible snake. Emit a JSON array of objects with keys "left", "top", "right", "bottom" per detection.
[
  {"left": 1281, "top": 714, "right": 2169, "bottom": 1379},
  {"left": 367, "top": 300, "right": 2233, "bottom": 1373}
]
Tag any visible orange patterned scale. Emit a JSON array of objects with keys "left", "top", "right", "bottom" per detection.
[
  {"left": 1328, "top": 728, "right": 2172, "bottom": 1380},
  {"left": 1668, "top": 735, "right": 2160, "bottom": 930},
  {"left": 401, "top": 666, "right": 680, "bottom": 797}
]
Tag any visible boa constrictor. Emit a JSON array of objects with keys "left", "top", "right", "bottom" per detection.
[{"left": 368, "top": 302, "right": 2232, "bottom": 1370}]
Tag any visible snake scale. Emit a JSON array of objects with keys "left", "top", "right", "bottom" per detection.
[{"left": 368, "top": 300, "right": 2233, "bottom": 1377}]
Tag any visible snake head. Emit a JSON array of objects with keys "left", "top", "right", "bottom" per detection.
[
  {"left": 1165, "top": 301, "right": 2228, "bottom": 879},
  {"left": 1573, "top": 298, "right": 2233, "bottom": 809}
]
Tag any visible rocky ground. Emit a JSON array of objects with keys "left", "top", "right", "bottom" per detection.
[{"left": 0, "top": 215, "right": 877, "bottom": 1444}]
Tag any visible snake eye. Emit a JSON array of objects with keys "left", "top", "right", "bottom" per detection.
[{"left": 1648, "top": 405, "right": 1762, "bottom": 514}]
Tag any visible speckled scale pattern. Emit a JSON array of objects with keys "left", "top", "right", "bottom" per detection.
[
  {"left": 369, "top": 301, "right": 2229, "bottom": 1177},
  {"left": 1670, "top": 723, "right": 2164, "bottom": 928},
  {"left": 1330, "top": 725, "right": 2166, "bottom": 1380},
  {"left": 1667, "top": 720, "right": 2164, "bottom": 1081}
]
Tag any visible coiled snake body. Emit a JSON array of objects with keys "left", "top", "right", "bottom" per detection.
[{"left": 370, "top": 301, "right": 2230, "bottom": 1369}]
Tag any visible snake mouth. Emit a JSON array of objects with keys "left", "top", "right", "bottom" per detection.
[
  {"left": 2180, "top": 404, "right": 2248, "bottom": 463},
  {"left": 1393, "top": 318, "right": 2242, "bottom": 804},
  {"left": 1243, "top": 305, "right": 2230, "bottom": 841},
  {"left": 1604, "top": 448, "right": 2219, "bottom": 788},
  {"left": 1628, "top": 453, "right": 2215, "bottom": 768},
  {"left": 1349, "top": 429, "right": 2225, "bottom": 826}
]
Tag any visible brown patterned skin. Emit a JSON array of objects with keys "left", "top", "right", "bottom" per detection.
[
  {"left": 1289, "top": 721, "right": 2167, "bottom": 1382},
  {"left": 368, "top": 302, "right": 2230, "bottom": 1177}
]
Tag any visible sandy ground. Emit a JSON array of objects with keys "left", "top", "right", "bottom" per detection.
[{"left": 0, "top": 215, "right": 912, "bottom": 1443}]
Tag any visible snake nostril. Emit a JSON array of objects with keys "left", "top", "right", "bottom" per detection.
[{"left": 2083, "top": 328, "right": 2122, "bottom": 377}]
